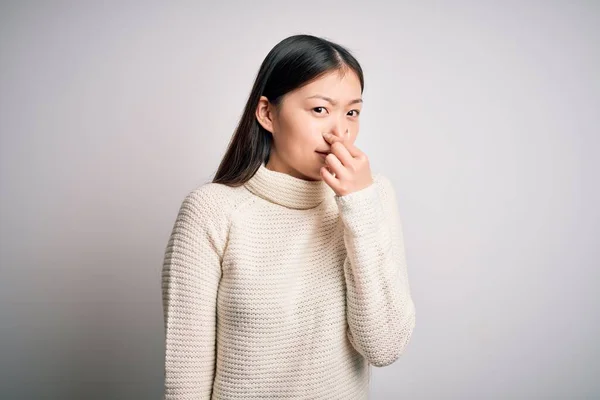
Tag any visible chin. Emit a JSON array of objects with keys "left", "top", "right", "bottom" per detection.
[
  {"left": 303, "top": 167, "right": 323, "bottom": 182},
  {"left": 314, "top": 168, "right": 325, "bottom": 181}
]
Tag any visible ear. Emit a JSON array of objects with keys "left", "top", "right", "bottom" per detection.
[{"left": 255, "top": 96, "right": 275, "bottom": 134}]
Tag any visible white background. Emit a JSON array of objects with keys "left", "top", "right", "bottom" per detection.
[{"left": 1, "top": 1, "right": 598, "bottom": 398}]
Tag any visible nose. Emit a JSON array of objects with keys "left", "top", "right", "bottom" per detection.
[{"left": 329, "top": 122, "right": 349, "bottom": 140}]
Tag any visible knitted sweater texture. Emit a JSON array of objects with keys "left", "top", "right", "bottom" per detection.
[{"left": 161, "top": 162, "right": 416, "bottom": 399}]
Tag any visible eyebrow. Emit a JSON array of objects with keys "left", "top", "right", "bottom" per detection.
[{"left": 306, "top": 95, "right": 363, "bottom": 106}]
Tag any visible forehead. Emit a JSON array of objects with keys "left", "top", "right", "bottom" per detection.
[{"left": 293, "top": 69, "right": 361, "bottom": 98}]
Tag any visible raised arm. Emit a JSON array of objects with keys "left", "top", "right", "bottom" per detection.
[{"left": 335, "top": 174, "right": 416, "bottom": 367}]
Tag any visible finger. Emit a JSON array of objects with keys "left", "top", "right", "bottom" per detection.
[
  {"left": 341, "top": 128, "right": 363, "bottom": 158},
  {"left": 343, "top": 141, "right": 364, "bottom": 158},
  {"left": 325, "top": 152, "right": 347, "bottom": 178},
  {"left": 322, "top": 132, "right": 344, "bottom": 145},
  {"left": 320, "top": 165, "right": 339, "bottom": 185},
  {"left": 325, "top": 164, "right": 335, "bottom": 177},
  {"left": 323, "top": 132, "right": 362, "bottom": 160},
  {"left": 330, "top": 141, "right": 354, "bottom": 167},
  {"left": 322, "top": 133, "right": 353, "bottom": 166}
]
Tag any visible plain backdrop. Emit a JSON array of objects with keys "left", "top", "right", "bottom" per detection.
[{"left": 1, "top": 1, "right": 598, "bottom": 399}]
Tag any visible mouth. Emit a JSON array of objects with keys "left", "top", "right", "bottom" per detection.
[{"left": 316, "top": 151, "right": 328, "bottom": 158}]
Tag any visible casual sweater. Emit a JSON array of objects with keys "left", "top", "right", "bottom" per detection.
[{"left": 161, "top": 161, "right": 416, "bottom": 400}]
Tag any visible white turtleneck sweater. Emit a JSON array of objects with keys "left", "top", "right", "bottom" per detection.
[{"left": 161, "top": 162, "right": 416, "bottom": 400}]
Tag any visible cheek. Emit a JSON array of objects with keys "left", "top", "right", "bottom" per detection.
[
  {"left": 276, "top": 110, "right": 326, "bottom": 154},
  {"left": 350, "top": 123, "right": 360, "bottom": 141},
  {"left": 279, "top": 110, "right": 308, "bottom": 133},
  {"left": 288, "top": 111, "right": 319, "bottom": 132},
  {"left": 285, "top": 115, "right": 321, "bottom": 143}
]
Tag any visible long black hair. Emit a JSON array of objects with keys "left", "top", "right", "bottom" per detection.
[{"left": 212, "top": 34, "right": 364, "bottom": 186}]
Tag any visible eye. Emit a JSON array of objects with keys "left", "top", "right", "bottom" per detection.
[
  {"left": 348, "top": 110, "right": 361, "bottom": 117},
  {"left": 312, "top": 106, "right": 328, "bottom": 115}
]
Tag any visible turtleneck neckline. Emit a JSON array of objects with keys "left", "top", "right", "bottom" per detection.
[{"left": 244, "top": 161, "right": 335, "bottom": 209}]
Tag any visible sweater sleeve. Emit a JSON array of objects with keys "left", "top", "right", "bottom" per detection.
[
  {"left": 161, "top": 187, "right": 226, "bottom": 399},
  {"left": 334, "top": 174, "right": 416, "bottom": 367}
]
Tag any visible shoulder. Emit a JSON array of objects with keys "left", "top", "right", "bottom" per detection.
[
  {"left": 167, "top": 183, "right": 245, "bottom": 259},
  {"left": 180, "top": 182, "right": 244, "bottom": 217},
  {"left": 185, "top": 181, "right": 236, "bottom": 205}
]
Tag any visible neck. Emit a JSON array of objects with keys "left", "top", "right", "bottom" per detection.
[
  {"left": 244, "top": 161, "right": 334, "bottom": 209},
  {"left": 265, "top": 156, "right": 319, "bottom": 181}
]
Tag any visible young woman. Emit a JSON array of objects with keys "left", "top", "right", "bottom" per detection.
[{"left": 161, "top": 34, "right": 416, "bottom": 399}]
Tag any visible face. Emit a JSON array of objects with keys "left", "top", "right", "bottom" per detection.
[{"left": 255, "top": 68, "right": 363, "bottom": 181}]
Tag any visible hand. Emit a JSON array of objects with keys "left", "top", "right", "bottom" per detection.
[{"left": 320, "top": 130, "right": 374, "bottom": 196}]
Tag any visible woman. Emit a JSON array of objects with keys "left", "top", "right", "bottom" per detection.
[{"left": 161, "top": 34, "right": 416, "bottom": 399}]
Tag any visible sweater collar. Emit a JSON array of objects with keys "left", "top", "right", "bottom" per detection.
[{"left": 244, "top": 161, "right": 335, "bottom": 209}]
